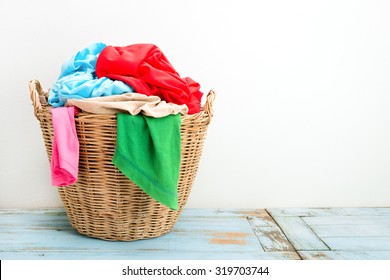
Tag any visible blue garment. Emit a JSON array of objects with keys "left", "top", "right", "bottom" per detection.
[{"left": 48, "top": 42, "right": 133, "bottom": 107}]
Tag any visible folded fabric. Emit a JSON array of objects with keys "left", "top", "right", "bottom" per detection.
[
  {"left": 66, "top": 92, "right": 188, "bottom": 117},
  {"left": 48, "top": 42, "right": 133, "bottom": 107},
  {"left": 95, "top": 44, "right": 203, "bottom": 114},
  {"left": 51, "top": 106, "right": 79, "bottom": 186},
  {"left": 113, "top": 114, "right": 182, "bottom": 210}
]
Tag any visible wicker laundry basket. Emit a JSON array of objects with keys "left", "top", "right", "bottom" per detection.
[{"left": 29, "top": 80, "right": 214, "bottom": 241}]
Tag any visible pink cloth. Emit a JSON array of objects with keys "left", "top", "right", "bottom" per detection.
[{"left": 50, "top": 107, "right": 79, "bottom": 186}]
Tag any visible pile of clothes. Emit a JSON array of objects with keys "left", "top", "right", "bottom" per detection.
[{"left": 49, "top": 42, "right": 203, "bottom": 210}]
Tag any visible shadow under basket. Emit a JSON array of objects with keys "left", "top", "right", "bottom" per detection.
[{"left": 29, "top": 80, "right": 215, "bottom": 241}]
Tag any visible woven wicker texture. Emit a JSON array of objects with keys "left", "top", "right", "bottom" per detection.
[{"left": 29, "top": 80, "right": 215, "bottom": 241}]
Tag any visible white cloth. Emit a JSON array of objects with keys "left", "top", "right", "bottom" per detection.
[{"left": 66, "top": 92, "right": 188, "bottom": 117}]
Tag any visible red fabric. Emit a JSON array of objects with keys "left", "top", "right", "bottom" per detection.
[{"left": 96, "top": 44, "right": 202, "bottom": 114}]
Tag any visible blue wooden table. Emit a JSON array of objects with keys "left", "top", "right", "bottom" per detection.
[{"left": 1, "top": 208, "right": 390, "bottom": 260}]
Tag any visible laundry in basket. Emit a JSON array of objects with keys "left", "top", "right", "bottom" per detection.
[{"left": 29, "top": 42, "right": 215, "bottom": 241}]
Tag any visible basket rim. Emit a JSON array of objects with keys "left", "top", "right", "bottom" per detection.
[{"left": 29, "top": 79, "right": 215, "bottom": 123}]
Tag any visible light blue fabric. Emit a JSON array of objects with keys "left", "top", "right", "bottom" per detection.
[{"left": 48, "top": 42, "right": 133, "bottom": 107}]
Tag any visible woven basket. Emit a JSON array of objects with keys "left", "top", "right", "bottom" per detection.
[{"left": 29, "top": 80, "right": 215, "bottom": 241}]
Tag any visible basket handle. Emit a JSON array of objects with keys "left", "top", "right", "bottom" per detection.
[
  {"left": 203, "top": 90, "right": 216, "bottom": 119},
  {"left": 29, "top": 80, "right": 49, "bottom": 119}
]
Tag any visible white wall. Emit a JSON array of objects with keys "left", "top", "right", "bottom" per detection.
[{"left": 1, "top": 0, "right": 390, "bottom": 209}]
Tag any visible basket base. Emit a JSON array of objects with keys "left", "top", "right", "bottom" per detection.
[
  {"left": 59, "top": 186, "right": 182, "bottom": 241},
  {"left": 72, "top": 223, "right": 175, "bottom": 241}
]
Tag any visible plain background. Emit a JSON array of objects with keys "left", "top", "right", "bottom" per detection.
[{"left": 0, "top": 0, "right": 389, "bottom": 209}]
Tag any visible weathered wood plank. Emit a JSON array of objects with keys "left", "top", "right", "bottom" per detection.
[
  {"left": 322, "top": 237, "right": 390, "bottom": 251},
  {"left": 267, "top": 208, "right": 390, "bottom": 217},
  {"left": 0, "top": 226, "right": 74, "bottom": 236},
  {"left": 252, "top": 227, "right": 295, "bottom": 252},
  {"left": 179, "top": 208, "right": 268, "bottom": 219},
  {"left": 0, "top": 213, "right": 70, "bottom": 227},
  {"left": 0, "top": 208, "right": 66, "bottom": 215},
  {"left": 267, "top": 208, "right": 333, "bottom": 217},
  {"left": 0, "top": 251, "right": 300, "bottom": 260},
  {"left": 299, "top": 250, "right": 390, "bottom": 260},
  {"left": 247, "top": 211, "right": 295, "bottom": 252},
  {"left": 0, "top": 209, "right": 265, "bottom": 256},
  {"left": 303, "top": 216, "right": 390, "bottom": 226},
  {"left": 175, "top": 217, "right": 256, "bottom": 230},
  {"left": 6, "top": 208, "right": 390, "bottom": 260},
  {"left": 329, "top": 208, "right": 390, "bottom": 216},
  {"left": 272, "top": 216, "right": 329, "bottom": 251},
  {"left": 0, "top": 228, "right": 262, "bottom": 254},
  {"left": 310, "top": 224, "right": 390, "bottom": 238},
  {"left": 246, "top": 215, "right": 276, "bottom": 227}
]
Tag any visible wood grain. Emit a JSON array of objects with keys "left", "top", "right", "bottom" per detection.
[
  {"left": 3, "top": 208, "right": 390, "bottom": 260},
  {"left": 0, "top": 208, "right": 299, "bottom": 260}
]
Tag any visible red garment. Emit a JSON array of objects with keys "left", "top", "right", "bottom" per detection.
[{"left": 96, "top": 44, "right": 202, "bottom": 114}]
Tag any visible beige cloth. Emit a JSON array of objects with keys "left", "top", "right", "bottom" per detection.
[{"left": 66, "top": 93, "right": 188, "bottom": 117}]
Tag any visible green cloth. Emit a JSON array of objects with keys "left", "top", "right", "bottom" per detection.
[{"left": 113, "top": 114, "right": 181, "bottom": 210}]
